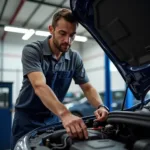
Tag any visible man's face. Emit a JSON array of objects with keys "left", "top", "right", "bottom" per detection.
[{"left": 50, "top": 18, "right": 77, "bottom": 53}]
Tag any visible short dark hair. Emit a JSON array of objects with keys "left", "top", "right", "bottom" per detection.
[{"left": 52, "top": 8, "right": 78, "bottom": 28}]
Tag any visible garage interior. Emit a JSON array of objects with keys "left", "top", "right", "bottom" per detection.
[{"left": 0, "top": 0, "right": 145, "bottom": 149}]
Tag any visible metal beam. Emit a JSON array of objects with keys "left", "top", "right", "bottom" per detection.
[
  {"left": 0, "top": 0, "right": 8, "bottom": 21},
  {"left": 22, "top": 0, "right": 45, "bottom": 27},
  {"left": 0, "top": 24, "right": 4, "bottom": 28},
  {"left": 104, "top": 54, "right": 112, "bottom": 111},
  {"left": 26, "top": 0, "right": 93, "bottom": 40},
  {"left": 126, "top": 88, "right": 134, "bottom": 109},
  {"left": 1, "top": 0, "right": 26, "bottom": 41},
  {"left": 27, "top": 0, "right": 69, "bottom": 9},
  {"left": 37, "top": 0, "right": 67, "bottom": 29}
]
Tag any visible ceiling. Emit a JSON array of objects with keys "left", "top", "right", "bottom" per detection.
[{"left": 0, "top": 0, "right": 93, "bottom": 42}]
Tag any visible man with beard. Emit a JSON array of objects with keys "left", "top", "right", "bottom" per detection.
[{"left": 11, "top": 8, "right": 109, "bottom": 149}]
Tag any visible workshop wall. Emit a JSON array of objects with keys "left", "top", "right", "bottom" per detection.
[{"left": 81, "top": 40, "right": 125, "bottom": 92}]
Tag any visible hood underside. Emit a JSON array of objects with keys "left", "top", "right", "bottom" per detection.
[{"left": 70, "top": 0, "right": 150, "bottom": 100}]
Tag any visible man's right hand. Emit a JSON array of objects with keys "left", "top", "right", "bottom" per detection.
[{"left": 60, "top": 112, "right": 88, "bottom": 140}]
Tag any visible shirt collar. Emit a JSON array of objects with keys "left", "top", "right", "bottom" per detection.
[{"left": 43, "top": 36, "right": 70, "bottom": 60}]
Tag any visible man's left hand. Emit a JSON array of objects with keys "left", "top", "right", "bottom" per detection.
[{"left": 94, "top": 107, "right": 109, "bottom": 122}]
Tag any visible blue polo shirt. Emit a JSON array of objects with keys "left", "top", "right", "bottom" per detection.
[{"left": 15, "top": 36, "right": 89, "bottom": 114}]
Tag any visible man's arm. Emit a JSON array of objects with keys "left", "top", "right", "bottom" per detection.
[
  {"left": 28, "top": 71, "right": 88, "bottom": 139},
  {"left": 80, "top": 82, "right": 108, "bottom": 121},
  {"left": 28, "top": 71, "right": 69, "bottom": 117}
]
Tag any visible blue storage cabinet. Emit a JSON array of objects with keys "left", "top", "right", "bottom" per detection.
[{"left": 0, "top": 82, "right": 13, "bottom": 150}]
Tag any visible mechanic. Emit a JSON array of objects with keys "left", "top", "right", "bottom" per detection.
[{"left": 11, "top": 8, "right": 109, "bottom": 149}]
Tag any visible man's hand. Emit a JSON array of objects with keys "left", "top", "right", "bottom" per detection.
[
  {"left": 60, "top": 112, "right": 88, "bottom": 140},
  {"left": 94, "top": 107, "right": 109, "bottom": 122}
]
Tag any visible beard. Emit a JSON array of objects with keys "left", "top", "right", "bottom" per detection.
[{"left": 53, "top": 34, "right": 71, "bottom": 53}]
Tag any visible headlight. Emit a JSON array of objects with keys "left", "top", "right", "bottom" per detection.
[
  {"left": 111, "top": 102, "right": 118, "bottom": 108},
  {"left": 65, "top": 103, "right": 74, "bottom": 109}
]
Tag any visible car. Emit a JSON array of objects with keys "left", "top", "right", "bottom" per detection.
[
  {"left": 65, "top": 97, "right": 96, "bottom": 117},
  {"left": 62, "top": 92, "right": 78, "bottom": 104},
  {"left": 14, "top": 0, "right": 150, "bottom": 150},
  {"left": 65, "top": 91, "right": 128, "bottom": 117},
  {"left": 65, "top": 91, "right": 150, "bottom": 117}
]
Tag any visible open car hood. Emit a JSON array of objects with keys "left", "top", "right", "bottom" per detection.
[{"left": 70, "top": 0, "right": 150, "bottom": 100}]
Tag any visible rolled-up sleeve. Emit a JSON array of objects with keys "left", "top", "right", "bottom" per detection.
[
  {"left": 73, "top": 52, "right": 89, "bottom": 84},
  {"left": 22, "top": 45, "right": 43, "bottom": 76}
]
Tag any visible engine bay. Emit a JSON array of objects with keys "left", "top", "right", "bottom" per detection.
[
  {"left": 23, "top": 101, "right": 150, "bottom": 150},
  {"left": 14, "top": 100, "right": 150, "bottom": 150}
]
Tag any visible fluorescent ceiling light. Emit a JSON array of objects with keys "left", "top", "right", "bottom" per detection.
[
  {"left": 4, "top": 26, "right": 28, "bottom": 33},
  {"left": 4, "top": 26, "right": 88, "bottom": 42},
  {"left": 35, "top": 30, "right": 50, "bottom": 37},
  {"left": 75, "top": 35, "right": 88, "bottom": 42},
  {"left": 22, "top": 29, "right": 35, "bottom": 40},
  {"left": 35, "top": 31, "right": 88, "bottom": 42}
]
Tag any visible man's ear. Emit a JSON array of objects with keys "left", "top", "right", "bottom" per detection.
[{"left": 48, "top": 25, "right": 54, "bottom": 34}]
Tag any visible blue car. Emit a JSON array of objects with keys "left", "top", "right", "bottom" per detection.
[
  {"left": 65, "top": 97, "right": 96, "bottom": 117},
  {"left": 65, "top": 91, "right": 145, "bottom": 117}
]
